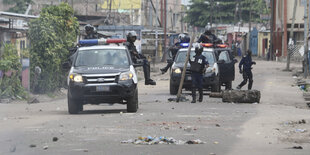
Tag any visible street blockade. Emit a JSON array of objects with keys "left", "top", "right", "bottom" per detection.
[{"left": 222, "top": 90, "right": 261, "bottom": 103}]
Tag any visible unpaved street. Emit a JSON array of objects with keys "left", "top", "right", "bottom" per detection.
[{"left": 0, "top": 60, "right": 310, "bottom": 155}]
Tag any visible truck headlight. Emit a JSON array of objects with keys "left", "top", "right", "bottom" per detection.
[
  {"left": 173, "top": 68, "right": 181, "bottom": 74},
  {"left": 69, "top": 74, "right": 83, "bottom": 83},
  {"left": 119, "top": 71, "right": 133, "bottom": 81}
]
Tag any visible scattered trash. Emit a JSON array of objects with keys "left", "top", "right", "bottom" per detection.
[
  {"left": 52, "top": 137, "right": 58, "bottom": 142},
  {"left": 27, "top": 97, "right": 39, "bottom": 104},
  {"left": 29, "top": 144, "right": 36, "bottom": 148},
  {"left": 284, "top": 119, "right": 306, "bottom": 125},
  {"left": 171, "top": 107, "right": 175, "bottom": 110},
  {"left": 140, "top": 113, "right": 143, "bottom": 116},
  {"left": 291, "top": 146, "right": 303, "bottom": 149},
  {"left": 215, "top": 124, "right": 221, "bottom": 127},
  {"left": 120, "top": 111, "right": 123, "bottom": 115},
  {"left": 293, "top": 76, "right": 298, "bottom": 79},
  {"left": 214, "top": 141, "right": 219, "bottom": 144},
  {"left": 155, "top": 100, "right": 159, "bottom": 102},
  {"left": 43, "top": 145, "right": 48, "bottom": 150},
  {"left": 295, "top": 129, "right": 307, "bottom": 133},
  {"left": 168, "top": 96, "right": 189, "bottom": 102},
  {"left": 121, "top": 136, "right": 206, "bottom": 145}
]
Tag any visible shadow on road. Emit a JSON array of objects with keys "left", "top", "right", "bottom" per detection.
[{"left": 78, "top": 109, "right": 127, "bottom": 115}]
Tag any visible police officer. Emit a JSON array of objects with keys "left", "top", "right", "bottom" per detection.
[
  {"left": 189, "top": 43, "right": 209, "bottom": 103},
  {"left": 160, "top": 33, "right": 190, "bottom": 74},
  {"left": 84, "top": 24, "right": 99, "bottom": 39},
  {"left": 236, "top": 50, "right": 256, "bottom": 90},
  {"left": 197, "top": 23, "right": 222, "bottom": 44},
  {"left": 125, "top": 31, "right": 156, "bottom": 85}
]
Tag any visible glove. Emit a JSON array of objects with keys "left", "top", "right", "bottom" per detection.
[{"left": 239, "top": 70, "right": 243, "bottom": 74}]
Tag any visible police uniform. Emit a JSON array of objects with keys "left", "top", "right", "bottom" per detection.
[
  {"left": 161, "top": 34, "right": 190, "bottom": 74},
  {"left": 190, "top": 53, "right": 208, "bottom": 103},
  {"left": 237, "top": 54, "right": 255, "bottom": 90},
  {"left": 124, "top": 32, "right": 156, "bottom": 85}
]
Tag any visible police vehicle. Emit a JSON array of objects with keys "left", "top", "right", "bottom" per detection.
[
  {"left": 63, "top": 38, "right": 140, "bottom": 114},
  {"left": 169, "top": 43, "right": 236, "bottom": 94}
]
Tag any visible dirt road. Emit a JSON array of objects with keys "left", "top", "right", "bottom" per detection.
[{"left": 0, "top": 60, "right": 309, "bottom": 155}]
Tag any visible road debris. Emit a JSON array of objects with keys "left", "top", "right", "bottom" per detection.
[
  {"left": 291, "top": 146, "right": 303, "bottom": 149},
  {"left": 52, "top": 137, "right": 58, "bottom": 142},
  {"left": 43, "top": 145, "right": 48, "bottom": 150},
  {"left": 295, "top": 129, "right": 307, "bottom": 133},
  {"left": 27, "top": 97, "right": 39, "bottom": 104},
  {"left": 215, "top": 124, "right": 221, "bottom": 127},
  {"left": 121, "top": 136, "right": 206, "bottom": 145},
  {"left": 29, "top": 144, "right": 36, "bottom": 148},
  {"left": 222, "top": 90, "right": 261, "bottom": 103}
]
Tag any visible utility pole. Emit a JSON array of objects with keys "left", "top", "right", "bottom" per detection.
[
  {"left": 304, "top": 0, "right": 309, "bottom": 78},
  {"left": 286, "top": 0, "right": 297, "bottom": 71},
  {"left": 247, "top": 0, "right": 252, "bottom": 51},
  {"left": 270, "top": 0, "right": 275, "bottom": 61},
  {"left": 162, "top": 0, "right": 167, "bottom": 62}
]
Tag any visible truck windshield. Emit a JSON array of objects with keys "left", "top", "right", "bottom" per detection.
[
  {"left": 75, "top": 49, "right": 129, "bottom": 67},
  {"left": 175, "top": 51, "right": 215, "bottom": 65}
]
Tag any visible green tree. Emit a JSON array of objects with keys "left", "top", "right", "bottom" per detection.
[
  {"left": 184, "top": 0, "right": 268, "bottom": 27},
  {"left": 3, "top": 0, "right": 33, "bottom": 14},
  {"left": 28, "top": 3, "right": 79, "bottom": 93},
  {"left": 0, "top": 44, "right": 26, "bottom": 99}
]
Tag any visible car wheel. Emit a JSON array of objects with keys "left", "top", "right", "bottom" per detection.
[
  {"left": 170, "top": 79, "right": 178, "bottom": 95},
  {"left": 127, "top": 89, "right": 138, "bottom": 113},
  {"left": 68, "top": 95, "right": 80, "bottom": 114},
  {"left": 225, "top": 81, "right": 232, "bottom": 90}
]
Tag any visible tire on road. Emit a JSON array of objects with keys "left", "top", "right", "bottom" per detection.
[
  {"left": 68, "top": 95, "right": 81, "bottom": 114},
  {"left": 127, "top": 89, "right": 138, "bottom": 113},
  {"left": 170, "top": 79, "right": 178, "bottom": 95}
]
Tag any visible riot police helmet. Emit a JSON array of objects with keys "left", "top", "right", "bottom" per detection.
[
  {"left": 205, "top": 23, "right": 212, "bottom": 34},
  {"left": 127, "top": 31, "right": 137, "bottom": 42},
  {"left": 178, "top": 33, "right": 186, "bottom": 42},
  {"left": 85, "top": 24, "right": 95, "bottom": 34},
  {"left": 194, "top": 43, "right": 203, "bottom": 55}
]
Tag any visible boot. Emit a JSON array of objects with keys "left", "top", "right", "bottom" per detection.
[
  {"left": 198, "top": 88, "right": 203, "bottom": 102},
  {"left": 191, "top": 88, "right": 196, "bottom": 103},
  {"left": 143, "top": 61, "right": 156, "bottom": 85}
]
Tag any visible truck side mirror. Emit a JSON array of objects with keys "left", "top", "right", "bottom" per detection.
[{"left": 62, "top": 62, "right": 71, "bottom": 70}]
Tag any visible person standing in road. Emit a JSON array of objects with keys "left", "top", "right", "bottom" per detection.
[
  {"left": 124, "top": 31, "right": 156, "bottom": 85},
  {"left": 160, "top": 34, "right": 190, "bottom": 74},
  {"left": 189, "top": 43, "right": 209, "bottom": 103},
  {"left": 236, "top": 50, "right": 256, "bottom": 90}
]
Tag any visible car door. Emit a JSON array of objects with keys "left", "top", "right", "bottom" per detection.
[{"left": 216, "top": 49, "right": 235, "bottom": 83}]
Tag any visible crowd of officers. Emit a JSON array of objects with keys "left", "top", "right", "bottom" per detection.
[{"left": 81, "top": 24, "right": 256, "bottom": 103}]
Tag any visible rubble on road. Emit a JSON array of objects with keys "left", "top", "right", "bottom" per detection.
[
  {"left": 121, "top": 136, "right": 206, "bottom": 145},
  {"left": 222, "top": 90, "right": 261, "bottom": 103}
]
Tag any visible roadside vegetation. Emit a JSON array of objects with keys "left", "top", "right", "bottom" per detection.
[
  {"left": 28, "top": 3, "right": 79, "bottom": 93},
  {"left": 0, "top": 44, "right": 27, "bottom": 99}
]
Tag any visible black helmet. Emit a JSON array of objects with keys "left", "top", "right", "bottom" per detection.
[
  {"left": 127, "top": 31, "right": 137, "bottom": 38},
  {"left": 85, "top": 24, "right": 95, "bottom": 33},
  {"left": 178, "top": 33, "right": 186, "bottom": 42},
  {"left": 194, "top": 43, "right": 203, "bottom": 55},
  {"left": 205, "top": 23, "right": 212, "bottom": 34}
]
